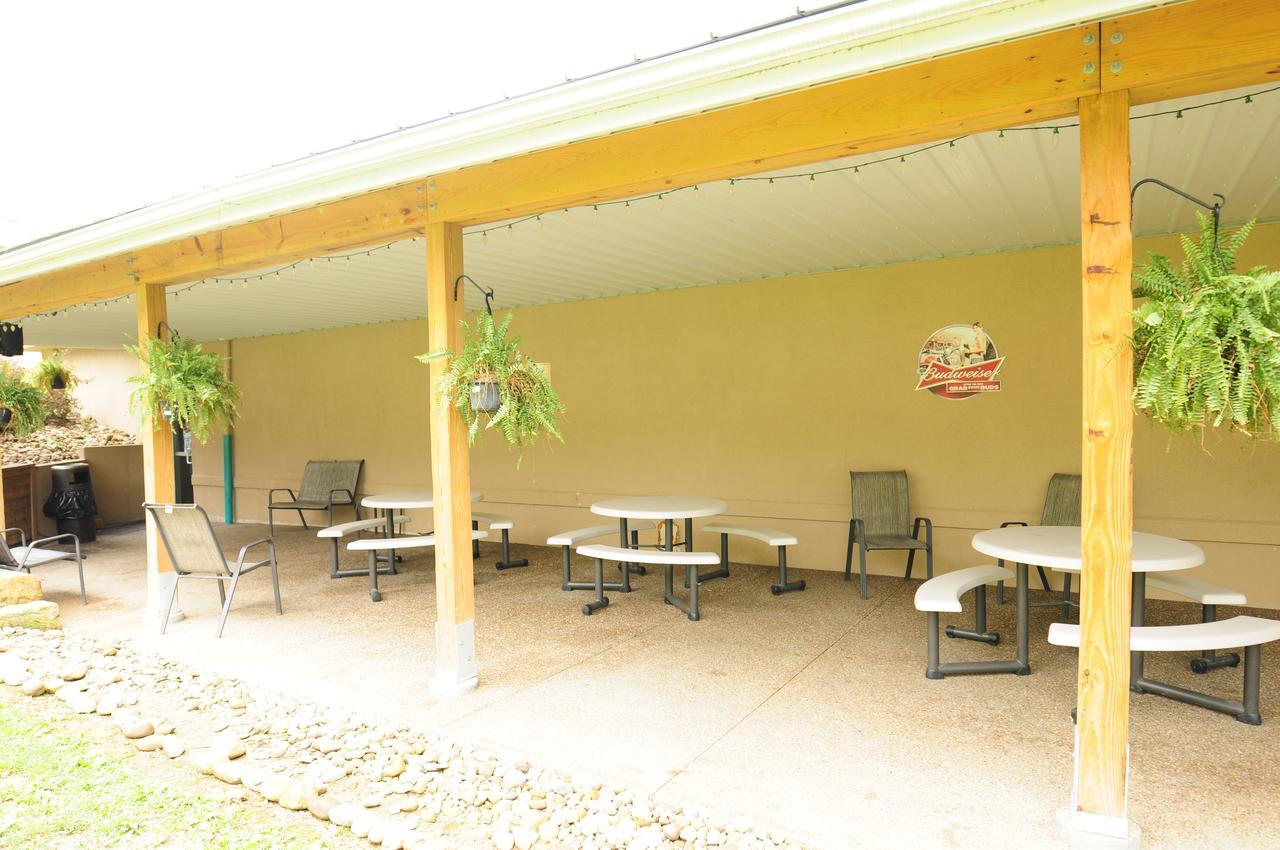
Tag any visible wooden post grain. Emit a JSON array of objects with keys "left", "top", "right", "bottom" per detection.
[
  {"left": 135, "top": 282, "right": 178, "bottom": 623},
  {"left": 425, "top": 222, "right": 479, "bottom": 694},
  {"left": 1074, "top": 89, "right": 1135, "bottom": 835}
]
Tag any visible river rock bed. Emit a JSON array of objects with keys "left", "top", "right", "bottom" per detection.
[{"left": 0, "top": 627, "right": 802, "bottom": 850}]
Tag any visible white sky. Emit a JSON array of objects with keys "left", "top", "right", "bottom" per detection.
[{"left": 0, "top": 0, "right": 803, "bottom": 248}]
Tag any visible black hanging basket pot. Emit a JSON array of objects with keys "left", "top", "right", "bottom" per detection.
[
  {"left": 470, "top": 379, "right": 501, "bottom": 413},
  {"left": 51, "top": 375, "right": 66, "bottom": 390},
  {"left": 0, "top": 323, "right": 23, "bottom": 357},
  {"left": 0, "top": 407, "right": 12, "bottom": 428}
]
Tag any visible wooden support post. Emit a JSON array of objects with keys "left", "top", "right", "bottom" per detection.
[
  {"left": 425, "top": 222, "right": 478, "bottom": 695},
  {"left": 135, "top": 282, "right": 180, "bottom": 624},
  {"left": 1074, "top": 89, "right": 1135, "bottom": 840}
]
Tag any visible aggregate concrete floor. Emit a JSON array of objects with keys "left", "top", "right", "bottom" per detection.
[{"left": 31, "top": 521, "right": 1280, "bottom": 849}]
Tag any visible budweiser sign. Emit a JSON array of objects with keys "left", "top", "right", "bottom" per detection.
[{"left": 916, "top": 323, "right": 1004, "bottom": 400}]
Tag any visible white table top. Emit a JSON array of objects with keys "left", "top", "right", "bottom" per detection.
[
  {"left": 591, "top": 496, "right": 729, "bottom": 520},
  {"left": 362, "top": 491, "right": 483, "bottom": 510},
  {"left": 971, "top": 525, "right": 1204, "bottom": 574}
]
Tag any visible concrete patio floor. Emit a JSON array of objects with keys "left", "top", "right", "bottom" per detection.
[{"left": 31, "top": 521, "right": 1280, "bottom": 849}]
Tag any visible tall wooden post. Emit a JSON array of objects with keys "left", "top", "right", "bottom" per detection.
[
  {"left": 1074, "top": 90, "right": 1135, "bottom": 838},
  {"left": 135, "top": 282, "right": 179, "bottom": 623},
  {"left": 425, "top": 222, "right": 478, "bottom": 694}
]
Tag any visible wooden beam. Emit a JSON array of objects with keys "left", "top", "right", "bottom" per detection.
[
  {"left": 0, "top": 183, "right": 430, "bottom": 321},
  {"left": 425, "top": 221, "right": 478, "bottom": 695},
  {"left": 1075, "top": 89, "right": 1134, "bottom": 835},
  {"left": 1104, "top": 0, "right": 1280, "bottom": 105},
  {"left": 426, "top": 26, "right": 1097, "bottom": 225},
  {"left": 135, "top": 282, "right": 178, "bottom": 623}
]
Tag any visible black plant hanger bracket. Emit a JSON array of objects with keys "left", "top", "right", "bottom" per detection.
[
  {"left": 453, "top": 275, "right": 495, "bottom": 316},
  {"left": 1131, "top": 178, "right": 1226, "bottom": 253}
]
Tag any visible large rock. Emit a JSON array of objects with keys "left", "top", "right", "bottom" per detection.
[
  {"left": 0, "top": 601, "right": 61, "bottom": 630},
  {"left": 0, "top": 572, "right": 42, "bottom": 605}
]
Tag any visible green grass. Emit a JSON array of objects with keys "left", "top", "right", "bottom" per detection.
[{"left": 0, "top": 696, "right": 332, "bottom": 849}]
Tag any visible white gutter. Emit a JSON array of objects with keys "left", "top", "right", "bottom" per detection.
[{"left": 0, "top": 0, "right": 1168, "bottom": 287}]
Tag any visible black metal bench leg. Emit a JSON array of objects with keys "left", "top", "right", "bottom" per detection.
[
  {"left": 368, "top": 550, "right": 382, "bottom": 602},
  {"left": 1061, "top": 573, "right": 1074, "bottom": 620},
  {"left": 926, "top": 612, "right": 942, "bottom": 679},
  {"left": 1191, "top": 604, "right": 1241, "bottom": 673},
  {"left": 1238, "top": 644, "right": 1262, "bottom": 725},
  {"left": 561, "top": 546, "right": 572, "bottom": 591},
  {"left": 858, "top": 543, "right": 869, "bottom": 600},
  {"left": 329, "top": 540, "right": 340, "bottom": 579},
  {"left": 472, "top": 521, "right": 480, "bottom": 558},
  {"left": 688, "top": 564, "right": 700, "bottom": 621},
  {"left": 495, "top": 529, "right": 529, "bottom": 570},
  {"left": 581, "top": 558, "right": 609, "bottom": 615},
  {"left": 771, "top": 546, "right": 805, "bottom": 595}
]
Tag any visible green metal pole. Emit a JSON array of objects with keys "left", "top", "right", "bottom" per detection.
[{"left": 222, "top": 434, "right": 235, "bottom": 524}]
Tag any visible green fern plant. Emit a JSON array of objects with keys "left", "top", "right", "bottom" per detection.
[
  {"left": 0, "top": 366, "right": 46, "bottom": 437},
  {"left": 30, "top": 349, "right": 77, "bottom": 392},
  {"left": 125, "top": 335, "right": 240, "bottom": 443},
  {"left": 1132, "top": 214, "right": 1280, "bottom": 439},
  {"left": 416, "top": 311, "right": 564, "bottom": 460}
]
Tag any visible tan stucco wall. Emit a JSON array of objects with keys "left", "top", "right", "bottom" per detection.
[
  {"left": 191, "top": 224, "right": 1280, "bottom": 609},
  {"left": 60, "top": 347, "right": 142, "bottom": 434}
]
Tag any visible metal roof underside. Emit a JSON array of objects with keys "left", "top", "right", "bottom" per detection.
[{"left": 22, "top": 84, "right": 1280, "bottom": 349}]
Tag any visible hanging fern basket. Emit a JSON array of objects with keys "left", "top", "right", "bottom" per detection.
[
  {"left": 1132, "top": 214, "right": 1280, "bottom": 440},
  {"left": 417, "top": 309, "right": 564, "bottom": 462},
  {"left": 0, "top": 408, "right": 11, "bottom": 428}
]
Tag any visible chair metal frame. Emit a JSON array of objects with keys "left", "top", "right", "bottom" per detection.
[
  {"left": 0, "top": 527, "right": 87, "bottom": 603},
  {"left": 267, "top": 460, "right": 363, "bottom": 534},
  {"left": 844, "top": 471, "right": 932, "bottom": 600},
  {"left": 995, "top": 472, "right": 1081, "bottom": 617},
  {"left": 144, "top": 503, "right": 281, "bottom": 638}
]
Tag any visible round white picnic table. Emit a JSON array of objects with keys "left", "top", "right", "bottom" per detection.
[
  {"left": 970, "top": 525, "right": 1204, "bottom": 573},
  {"left": 590, "top": 497, "right": 728, "bottom": 584},
  {"left": 361, "top": 491, "right": 483, "bottom": 510},
  {"left": 972, "top": 525, "right": 1205, "bottom": 683}
]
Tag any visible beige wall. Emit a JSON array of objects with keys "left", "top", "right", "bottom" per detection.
[
  {"left": 60, "top": 347, "right": 142, "bottom": 434},
  {"left": 192, "top": 224, "right": 1280, "bottom": 608}
]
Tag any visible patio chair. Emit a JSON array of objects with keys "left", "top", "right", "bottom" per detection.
[
  {"left": 0, "top": 527, "right": 86, "bottom": 603},
  {"left": 267, "top": 460, "right": 363, "bottom": 534},
  {"left": 143, "top": 503, "right": 280, "bottom": 638},
  {"left": 996, "top": 472, "right": 1080, "bottom": 617},
  {"left": 845, "top": 470, "right": 932, "bottom": 600}
]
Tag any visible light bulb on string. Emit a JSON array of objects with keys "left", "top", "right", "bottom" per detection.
[
  {"left": 997, "top": 129, "right": 1006, "bottom": 142},
  {"left": 693, "top": 184, "right": 701, "bottom": 200},
  {"left": 728, "top": 179, "right": 736, "bottom": 195},
  {"left": 853, "top": 167, "right": 862, "bottom": 184},
  {"left": 808, "top": 174, "right": 816, "bottom": 192},
  {"left": 768, "top": 178, "right": 776, "bottom": 193},
  {"left": 1051, "top": 126, "right": 1061, "bottom": 147},
  {"left": 898, "top": 155, "right": 907, "bottom": 169},
  {"left": 949, "top": 140, "right": 959, "bottom": 158}
]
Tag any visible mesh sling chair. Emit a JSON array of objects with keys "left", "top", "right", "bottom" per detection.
[
  {"left": 144, "top": 503, "right": 280, "bottom": 638},
  {"left": 996, "top": 472, "right": 1081, "bottom": 617},
  {"left": 267, "top": 460, "right": 363, "bottom": 535},
  {"left": 845, "top": 471, "right": 932, "bottom": 600},
  {"left": 0, "top": 528, "right": 86, "bottom": 603}
]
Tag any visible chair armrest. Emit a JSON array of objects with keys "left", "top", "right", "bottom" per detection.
[
  {"left": 1000, "top": 521, "right": 1029, "bottom": 528},
  {"left": 233, "top": 538, "right": 275, "bottom": 572},
  {"left": 22, "top": 533, "right": 82, "bottom": 567},
  {"left": 912, "top": 517, "right": 933, "bottom": 548},
  {"left": 328, "top": 489, "right": 355, "bottom": 507},
  {"left": 2, "top": 527, "right": 27, "bottom": 547},
  {"left": 267, "top": 488, "right": 298, "bottom": 504},
  {"left": 850, "top": 517, "right": 866, "bottom": 547}
]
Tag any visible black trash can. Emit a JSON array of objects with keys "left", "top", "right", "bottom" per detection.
[{"left": 43, "top": 462, "right": 98, "bottom": 543}]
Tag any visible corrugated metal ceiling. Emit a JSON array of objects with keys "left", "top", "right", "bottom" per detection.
[{"left": 23, "top": 84, "right": 1280, "bottom": 349}]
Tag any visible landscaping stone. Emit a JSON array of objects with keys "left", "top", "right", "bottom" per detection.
[
  {"left": 0, "top": 627, "right": 803, "bottom": 850},
  {"left": 0, "top": 601, "right": 60, "bottom": 630},
  {"left": 20, "top": 678, "right": 45, "bottom": 697},
  {"left": 0, "top": 572, "right": 42, "bottom": 606}
]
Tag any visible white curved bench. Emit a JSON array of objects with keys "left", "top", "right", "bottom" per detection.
[
  {"left": 914, "top": 565, "right": 1025, "bottom": 680},
  {"left": 1049, "top": 616, "right": 1280, "bottom": 725},
  {"left": 1146, "top": 572, "right": 1248, "bottom": 673},
  {"left": 471, "top": 512, "right": 527, "bottom": 571},
  {"left": 575, "top": 544, "right": 719, "bottom": 620},
  {"left": 701, "top": 523, "right": 803, "bottom": 595},
  {"left": 318, "top": 516, "right": 408, "bottom": 579},
  {"left": 347, "top": 531, "right": 487, "bottom": 602},
  {"left": 548, "top": 521, "right": 657, "bottom": 592}
]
